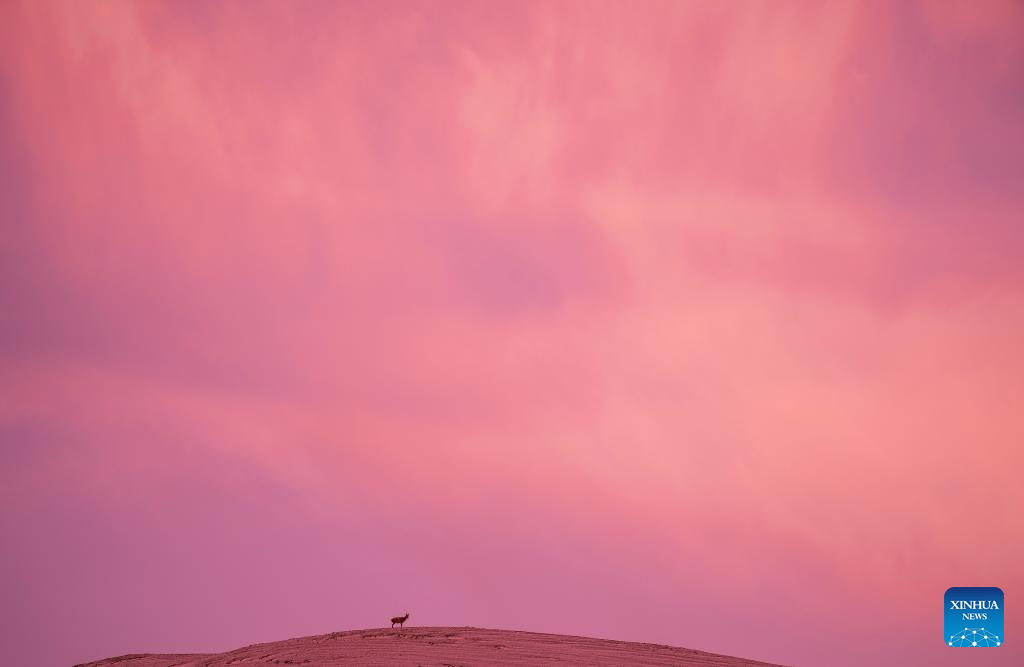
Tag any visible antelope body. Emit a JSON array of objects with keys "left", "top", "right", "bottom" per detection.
[{"left": 391, "top": 613, "right": 409, "bottom": 628}]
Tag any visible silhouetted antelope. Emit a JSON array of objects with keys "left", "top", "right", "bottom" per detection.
[{"left": 391, "top": 613, "right": 409, "bottom": 628}]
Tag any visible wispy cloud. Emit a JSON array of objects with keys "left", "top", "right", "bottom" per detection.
[{"left": 1, "top": 2, "right": 1022, "bottom": 665}]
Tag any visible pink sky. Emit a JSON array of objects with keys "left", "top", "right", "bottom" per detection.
[{"left": 1, "top": 2, "right": 1022, "bottom": 665}]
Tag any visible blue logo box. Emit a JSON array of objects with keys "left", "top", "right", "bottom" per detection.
[{"left": 945, "top": 587, "right": 1003, "bottom": 647}]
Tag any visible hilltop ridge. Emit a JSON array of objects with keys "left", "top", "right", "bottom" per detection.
[{"left": 76, "top": 626, "right": 787, "bottom": 666}]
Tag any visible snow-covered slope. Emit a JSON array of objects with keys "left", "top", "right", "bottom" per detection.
[{"left": 75, "top": 627, "right": 785, "bottom": 666}]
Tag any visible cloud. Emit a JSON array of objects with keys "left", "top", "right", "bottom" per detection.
[{"left": 1, "top": 2, "right": 1023, "bottom": 666}]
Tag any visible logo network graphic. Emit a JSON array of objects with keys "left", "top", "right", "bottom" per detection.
[{"left": 945, "top": 587, "right": 1003, "bottom": 647}]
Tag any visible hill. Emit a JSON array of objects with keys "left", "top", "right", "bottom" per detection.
[{"left": 75, "top": 626, "right": 785, "bottom": 666}]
